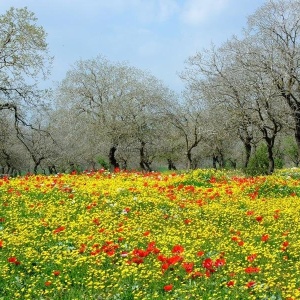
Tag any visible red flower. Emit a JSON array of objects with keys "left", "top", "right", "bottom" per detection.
[
  {"left": 247, "top": 253, "right": 257, "bottom": 262},
  {"left": 192, "top": 271, "right": 204, "bottom": 278},
  {"left": 0, "top": 240, "right": 3, "bottom": 248},
  {"left": 197, "top": 250, "right": 205, "bottom": 257},
  {"left": 245, "top": 266, "right": 260, "bottom": 274},
  {"left": 246, "top": 281, "right": 256, "bottom": 288},
  {"left": 215, "top": 258, "right": 226, "bottom": 267},
  {"left": 238, "top": 240, "right": 244, "bottom": 246},
  {"left": 202, "top": 258, "right": 214, "bottom": 270},
  {"left": 53, "top": 270, "right": 60, "bottom": 276},
  {"left": 182, "top": 262, "right": 194, "bottom": 273},
  {"left": 164, "top": 284, "right": 173, "bottom": 292},
  {"left": 79, "top": 243, "right": 86, "bottom": 253},
  {"left": 227, "top": 280, "right": 235, "bottom": 287},
  {"left": 172, "top": 244, "right": 184, "bottom": 254},
  {"left": 255, "top": 215, "right": 263, "bottom": 222},
  {"left": 92, "top": 218, "right": 100, "bottom": 225},
  {"left": 8, "top": 256, "right": 20, "bottom": 265},
  {"left": 161, "top": 263, "right": 169, "bottom": 272},
  {"left": 168, "top": 255, "right": 183, "bottom": 265},
  {"left": 282, "top": 241, "right": 289, "bottom": 247},
  {"left": 45, "top": 281, "right": 52, "bottom": 287},
  {"left": 130, "top": 257, "right": 144, "bottom": 264},
  {"left": 261, "top": 234, "right": 269, "bottom": 242},
  {"left": 53, "top": 226, "right": 65, "bottom": 234}
]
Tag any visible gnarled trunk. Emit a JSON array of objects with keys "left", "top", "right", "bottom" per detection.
[{"left": 109, "top": 146, "right": 119, "bottom": 171}]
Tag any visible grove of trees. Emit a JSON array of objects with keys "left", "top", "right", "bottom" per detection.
[{"left": 1, "top": 1, "right": 300, "bottom": 176}]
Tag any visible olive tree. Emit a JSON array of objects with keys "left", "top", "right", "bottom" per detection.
[
  {"left": 244, "top": 0, "right": 300, "bottom": 157},
  {"left": 0, "top": 7, "right": 52, "bottom": 123},
  {"left": 56, "top": 56, "right": 176, "bottom": 171}
]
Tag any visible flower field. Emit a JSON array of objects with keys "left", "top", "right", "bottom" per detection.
[{"left": 0, "top": 168, "right": 300, "bottom": 300}]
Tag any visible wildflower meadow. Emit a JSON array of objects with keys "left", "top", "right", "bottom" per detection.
[{"left": 0, "top": 168, "right": 300, "bottom": 300}]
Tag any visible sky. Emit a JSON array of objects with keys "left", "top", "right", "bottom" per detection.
[{"left": 1, "top": 0, "right": 266, "bottom": 93}]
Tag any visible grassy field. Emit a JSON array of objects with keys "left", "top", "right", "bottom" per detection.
[{"left": 0, "top": 168, "right": 300, "bottom": 299}]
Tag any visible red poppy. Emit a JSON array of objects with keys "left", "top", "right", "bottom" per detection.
[
  {"left": 130, "top": 257, "right": 144, "bottom": 264},
  {"left": 215, "top": 258, "right": 226, "bottom": 267},
  {"left": 79, "top": 243, "right": 86, "bottom": 253},
  {"left": 261, "top": 234, "right": 269, "bottom": 242},
  {"left": 238, "top": 240, "right": 244, "bottom": 246},
  {"left": 157, "top": 254, "right": 167, "bottom": 262},
  {"left": 192, "top": 271, "right": 204, "bottom": 278},
  {"left": 227, "top": 280, "right": 235, "bottom": 287},
  {"left": 53, "top": 270, "right": 60, "bottom": 276},
  {"left": 45, "top": 281, "right": 52, "bottom": 287},
  {"left": 247, "top": 253, "right": 257, "bottom": 262},
  {"left": 163, "top": 284, "right": 173, "bottom": 292},
  {"left": 8, "top": 257, "right": 20, "bottom": 265},
  {"left": 255, "top": 215, "right": 263, "bottom": 222},
  {"left": 197, "top": 250, "right": 205, "bottom": 257},
  {"left": 245, "top": 266, "right": 260, "bottom": 274},
  {"left": 92, "top": 218, "right": 100, "bottom": 225},
  {"left": 161, "top": 263, "right": 169, "bottom": 272},
  {"left": 172, "top": 245, "right": 184, "bottom": 254},
  {"left": 0, "top": 240, "right": 3, "bottom": 248},
  {"left": 202, "top": 258, "right": 214, "bottom": 270},
  {"left": 246, "top": 281, "right": 256, "bottom": 288},
  {"left": 168, "top": 255, "right": 183, "bottom": 265},
  {"left": 282, "top": 241, "right": 289, "bottom": 247},
  {"left": 53, "top": 226, "right": 65, "bottom": 234},
  {"left": 182, "top": 262, "right": 194, "bottom": 273}
]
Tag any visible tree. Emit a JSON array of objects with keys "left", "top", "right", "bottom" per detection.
[
  {"left": 244, "top": 0, "right": 300, "bottom": 157},
  {"left": 0, "top": 7, "right": 52, "bottom": 124},
  {"left": 56, "top": 56, "right": 176, "bottom": 171},
  {"left": 181, "top": 45, "right": 257, "bottom": 169},
  {"left": 0, "top": 7, "right": 53, "bottom": 174}
]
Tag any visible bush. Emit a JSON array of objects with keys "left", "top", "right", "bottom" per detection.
[
  {"left": 97, "top": 157, "right": 109, "bottom": 170},
  {"left": 245, "top": 144, "right": 283, "bottom": 176}
]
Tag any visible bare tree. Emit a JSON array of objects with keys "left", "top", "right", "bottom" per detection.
[
  {"left": 244, "top": 0, "right": 300, "bottom": 157},
  {"left": 0, "top": 7, "right": 52, "bottom": 124},
  {"left": 56, "top": 56, "right": 176, "bottom": 171}
]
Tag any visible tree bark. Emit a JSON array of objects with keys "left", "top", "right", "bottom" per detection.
[
  {"left": 139, "top": 142, "right": 152, "bottom": 172},
  {"left": 109, "top": 146, "right": 119, "bottom": 171},
  {"left": 167, "top": 159, "right": 177, "bottom": 170}
]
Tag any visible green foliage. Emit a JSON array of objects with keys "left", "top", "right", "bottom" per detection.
[
  {"left": 283, "top": 136, "right": 300, "bottom": 166},
  {"left": 245, "top": 144, "right": 284, "bottom": 176},
  {"left": 97, "top": 157, "right": 109, "bottom": 170}
]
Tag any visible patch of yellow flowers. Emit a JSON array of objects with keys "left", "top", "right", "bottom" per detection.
[{"left": 0, "top": 168, "right": 299, "bottom": 299}]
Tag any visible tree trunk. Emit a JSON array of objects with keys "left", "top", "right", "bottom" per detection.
[
  {"left": 186, "top": 150, "right": 192, "bottom": 170},
  {"left": 267, "top": 143, "right": 275, "bottom": 175},
  {"left": 48, "top": 165, "right": 57, "bottom": 174},
  {"left": 109, "top": 146, "right": 119, "bottom": 171},
  {"left": 294, "top": 111, "right": 300, "bottom": 160},
  {"left": 139, "top": 142, "right": 152, "bottom": 172},
  {"left": 212, "top": 154, "right": 218, "bottom": 170},
  {"left": 244, "top": 140, "right": 252, "bottom": 169},
  {"left": 167, "top": 159, "right": 177, "bottom": 170}
]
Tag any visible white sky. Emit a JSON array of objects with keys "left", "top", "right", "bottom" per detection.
[{"left": 1, "top": 0, "right": 266, "bottom": 93}]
